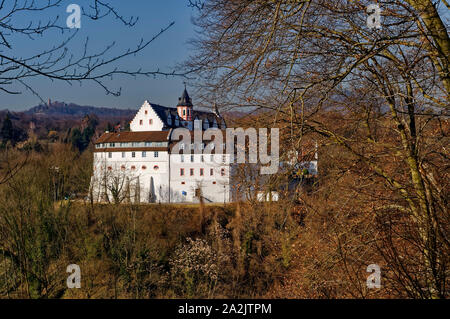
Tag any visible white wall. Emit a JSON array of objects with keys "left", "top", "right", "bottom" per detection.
[
  {"left": 92, "top": 150, "right": 169, "bottom": 203},
  {"left": 91, "top": 151, "right": 232, "bottom": 203},
  {"left": 169, "top": 153, "right": 231, "bottom": 203}
]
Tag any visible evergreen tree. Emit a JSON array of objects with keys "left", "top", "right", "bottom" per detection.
[
  {"left": 0, "top": 114, "right": 13, "bottom": 143},
  {"left": 70, "top": 128, "right": 83, "bottom": 151}
]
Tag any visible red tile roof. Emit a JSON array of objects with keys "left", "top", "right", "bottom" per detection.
[{"left": 95, "top": 131, "right": 169, "bottom": 143}]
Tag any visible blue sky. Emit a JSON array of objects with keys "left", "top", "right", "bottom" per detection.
[{"left": 1, "top": 1, "right": 198, "bottom": 111}]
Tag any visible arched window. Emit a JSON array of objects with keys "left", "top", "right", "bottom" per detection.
[
  {"left": 142, "top": 165, "right": 147, "bottom": 170},
  {"left": 153, "top": 165, "right": 159, "bottom": 170},
  {"left": 131, "top": 165, "right": 136, "bottom": 170}
]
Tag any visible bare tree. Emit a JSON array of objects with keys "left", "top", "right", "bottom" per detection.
[
  {"left": 0, "top": 0, "right": 185, "bottom": 100},
  {"left": 187, "top": 0, "right": 449, "bottom": 298}
]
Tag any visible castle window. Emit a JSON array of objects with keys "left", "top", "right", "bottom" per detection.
[
  {"left": 121, "top": 165, "right": 126, "bottom": 171},
  {"left": 142, "top": 151, "right": 147, "bottom": 158},
  {"left": 183, "top": 109, "right": 186, "bottom": 116},
  {"left": 181, "top": 181, "right": 185, "bottom": 185},
  {"left": 222, "top": 155, "right": 226, "bottom": 163},
  {"left": 212, "top": 181, "right": 216, "bottom": 184},
  {"left": 139, "top": 120, "right": 143, "bottom": 125},
  {"left": 221, "top": 168, "right": 225, "bottom": 176},
  {"left": 142, "top": 165, "right": 147, "bottom": 170},
  {"left": 132, "top": 152, "right": 136, "bottom": 158},
  {"left": 210, "top": 154, "right": 214, "bottom": 162},
  {"left": 180, "top": 168, "right": 184, "bottom": 176},
  {"left": 145, "top": 110, "right": 148, "bottom": 115},
  {"left": 180, "top": 143, "right": 185, "bottom": 150},
  {"left": 200, "top": 168, "right": 204, "bottom": 176},
  {"left": 107, "top": 166, "right": 112, "bottom": 171},
  {"left": 154, "top": 151, "right": 159, "bottom": 158},
  {"left": 149, "top": 119, "right": 153, "bottom": 125},
  {"left": 122, "top": 152, "right": 126, "bottom": 158},
  {"left": 153, "top": 165, "right": 159, "bottom": 170},
  {"left": 190, "top": 168, "right": 194, "bottom": 176},
  {"left": 108, "top": 152, "right": 112, "bottom": 158},
  {"left": 109, "top": 143, "right": 115, "bottom": 147},
  {"left": 210, "top": 168, "right": 214, "bottom": 176},
  {"left": 190, "top": 155, "right": 194, "bottom": 162},
  {"left": 181, "top": 155, "right": 184, "bottom": 163},
  {"left": 131, "top": 166, "right": 136, "bottom": 170},
  {"left": 201, "top": 155, "right": 204, "bottom": 162}
]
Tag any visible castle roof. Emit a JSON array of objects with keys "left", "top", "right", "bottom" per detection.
[
  {"left": 177, "top": 88, "right": 193, "bottom": 107},
  {"left": 95, "top": 131, "right": 170, "bottom": 144},
  {"left": 147, "top": 103, "right": 225, "bottom": 129}
]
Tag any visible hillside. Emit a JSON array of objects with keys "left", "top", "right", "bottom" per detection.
[{"left": 25, "top": 100, "right": 136, "bottom": 118}]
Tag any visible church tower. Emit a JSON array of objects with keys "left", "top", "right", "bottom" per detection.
[{"left": 177, "top": 87, "right": 193, "bottom": 121}]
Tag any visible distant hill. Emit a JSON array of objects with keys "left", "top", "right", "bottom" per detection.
[
  {"left": 25, "top": 100, "right": 137, "bottom": 118},
  {"left": 0, "top": 101, "right": 140, "bottom": 143}
]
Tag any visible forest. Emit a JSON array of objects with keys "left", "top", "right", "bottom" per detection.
[{"left": 0, "top": 0, "right": 448, "bottom": 299}]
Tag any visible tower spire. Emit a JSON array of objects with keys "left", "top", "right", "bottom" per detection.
[{"left": 177, "top": 85, "right": 193, "bottom": 121}]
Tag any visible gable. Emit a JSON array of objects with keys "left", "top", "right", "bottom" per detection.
[
  {"left": 129, "top": 100, "right": 226, "bottom": 132},
  {"left": 130, "top": 101, "right": 165, "bottom": 132}
]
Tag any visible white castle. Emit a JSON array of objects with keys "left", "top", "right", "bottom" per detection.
[{"left": 90, "top": 88, "right": 234, "bottom": 204}]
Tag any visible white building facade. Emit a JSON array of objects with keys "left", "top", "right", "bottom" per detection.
[{"left": 90, "top": 89, "right": 233, "bottom": 204}]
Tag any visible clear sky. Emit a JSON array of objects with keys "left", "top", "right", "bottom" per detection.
[{"left": 1, "top": 1, "right": 198, "bottom": 111}]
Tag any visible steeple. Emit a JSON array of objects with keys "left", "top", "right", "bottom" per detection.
[
  {"left": 177, "top": 84, "right": 193, "bottom": 120},
  {"left": 177, "top": 83, "right": 193, "bottom": 107}
]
